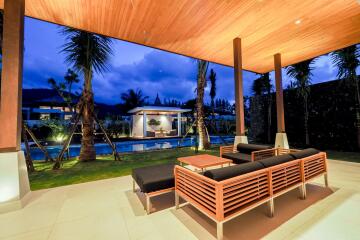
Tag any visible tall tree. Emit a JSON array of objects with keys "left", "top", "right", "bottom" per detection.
[
  {"left": 196, "top": 60, "right": 210, "bottom": 150},
  {"left": 121, "top": 89, "right": 149, "bottom": 112},
  {"left": 286, "top": 59, "right": 316, "bottom": 145},
  {"left": 330, "top": 45, "right": 360, "bottom": 149},
  {"left": 209, "top": 69, "right": 217, "bottom": 116},
  {"left": 61, "top": 28, "right": 113, "bottom": 161},
  {"left": 252, "top": 73, "right": 273, "bottom": 143},
  {"left": 64, "top": 69, "right": 80, "bottom": 107}
]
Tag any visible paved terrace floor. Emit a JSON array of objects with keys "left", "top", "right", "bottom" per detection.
[{"left": 0, "top": 159, "right": 359, "bottom": 240}]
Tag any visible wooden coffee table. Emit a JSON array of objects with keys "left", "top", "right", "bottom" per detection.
[{"left": 177, "top": 154, "right": 232, "bottom": 172}]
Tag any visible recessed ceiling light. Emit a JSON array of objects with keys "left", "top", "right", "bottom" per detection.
[{"left": 295, "top": 19, "right": 302, "bottom": 25}]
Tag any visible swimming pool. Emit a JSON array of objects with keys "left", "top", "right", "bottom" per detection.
[{"left": 26, "top": 135, "right": 235, "bottom": 160}]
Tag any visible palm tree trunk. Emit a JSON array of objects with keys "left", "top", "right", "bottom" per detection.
[
  {"left": 197, "top": 74, "right": 210, "bottom": 150},
  {"left": 304, "top": 97, "right": 310, "bottom": 146},
  {"left": 267, "top": 95, "right": 272, "bottom": 143},
  {"left": 79, "top": 70, "right": 96, "bottom": 161}
]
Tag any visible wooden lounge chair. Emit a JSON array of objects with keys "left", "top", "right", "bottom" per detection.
[{"left": 174, "top": 148, "right": 328, "bottom": 240}]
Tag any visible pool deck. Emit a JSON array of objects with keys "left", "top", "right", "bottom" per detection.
[{"left": 0, "top": 159, "right": 359, "bottom": 240}]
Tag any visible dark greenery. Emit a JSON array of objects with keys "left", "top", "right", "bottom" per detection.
[
  {"left": 250, "top": 78, "right": 359, "bottom": 151},
  {"left": 251, "top": 73, "right": 273, "bottom": 143},
  {"left": 209, "top": 69, "right": 217, "bottom": 113},
  {"left": 121, "top": 88, "right": 149, "bottom": 113},
  {"left": 148, "top": 118, "right": 161, "bottom": 126},
  {"left": 47, "top": 69, "right": 80, "bottom": 107},
  {"left": 330, "top": 45, "right": 360, "bottom": 149},
  {"left": 286, "top": 59, "right": 316, "bottom": 145}
]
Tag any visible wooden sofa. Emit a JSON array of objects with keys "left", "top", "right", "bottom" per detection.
[
  {"left": 174, "top": 148, "right": 328, "bottom": 240},
  {"left": 220, "top": 143, "right": 275, "bottom": 163}
]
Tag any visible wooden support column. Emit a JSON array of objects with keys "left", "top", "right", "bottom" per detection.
[
  {"left": 0, "top": 0, "right": 30, "bottom": 214},
  {"left": 0, "top": 0, "right": 25, "bottom": 151},
  {"left": 274, "top": 53, "right": 289, "bottom": 149},
  {"left": 233, "top": 38, "right": 245, "bottom": 136},
  {"left": 274, "top": 53, "right": 285, "bottom": 133}
]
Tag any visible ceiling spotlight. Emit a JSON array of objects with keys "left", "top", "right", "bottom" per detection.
[{"left": 295, "top": 19, "right": 302, "bottom": 25}]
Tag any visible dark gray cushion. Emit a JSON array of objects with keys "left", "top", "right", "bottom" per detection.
[
  {"left": 258, "top": 154, "right": 296, "bottom": 168},
  {"left": 222, "top": 152, "right": 251, "bottom": 164},
  {"left": 204, "top": 161, "right": 264, "bottom": 181},
  {"left": 290, "top": 148, "right": 320, "bottom": 159},
  {"left": 236, "top": 143, "right": 272, "bottom": 154},
  {"left": 132, "top": 163, "right": 175, "bottom": 193}
]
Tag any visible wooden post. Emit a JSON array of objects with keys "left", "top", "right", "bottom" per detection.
[
  {"left": 0, "top": 0, "right": 30, "bottom": 214},
  {"left": 233, "top": 38, "right": 245, "bottom": 136},
  {"left": 274, "top": 53, "right": 285, "bottom": 133},
  {"left": 0, "top": 0, "right": 25, "bottom": 151}
]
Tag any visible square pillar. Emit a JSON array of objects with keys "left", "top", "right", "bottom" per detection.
[
  {"left": 177, "top": 113, "right": 181, "bottom": 136},
  {"left": 274, "top": 53, "right": 289, "bottom": 149},
  {"left": 0, "top": 0, "right": 25, "bottom": 151},
  {"left": 233, "top": 38, "right": 247, "bottom": 142},
  {"left": 143, "top": 112, "right": 147, "bottom": 137},
  {"left": 0, "top": 0, "right": 30, "bottom": 214}
]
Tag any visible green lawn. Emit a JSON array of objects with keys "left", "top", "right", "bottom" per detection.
[
  {"left": 29, "top": 147, "right": 360, "bottom": 191},
  {"left": 29, "top": 147, "right": 220, "bottom": 191}
]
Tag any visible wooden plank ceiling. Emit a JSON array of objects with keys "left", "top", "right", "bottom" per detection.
[{"left": 0, "top": 0, "right": 359, "bottom": 73}]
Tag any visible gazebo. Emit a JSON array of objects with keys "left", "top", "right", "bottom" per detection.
[
  {"left": 0, "top": 0, "right": 359, "bottom": 214},
  {"left": 128, "top": 106, "right": 191, "bottom": 138}
]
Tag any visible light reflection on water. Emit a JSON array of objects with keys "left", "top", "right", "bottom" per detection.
[{"left": 25, "top": 136, "right": 235, "bottom": 160}]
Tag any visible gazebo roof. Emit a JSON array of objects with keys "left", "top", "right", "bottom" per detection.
[
  {"left": 1, "top": 0, "right": 359, "bottom": 73},
  {"left": 128, "top": 106, "right": 191, "bottom": 114}
]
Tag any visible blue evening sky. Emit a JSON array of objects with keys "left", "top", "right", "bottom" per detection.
[{"left": 23, "top": 18, "right": 341, "bottom": 105}]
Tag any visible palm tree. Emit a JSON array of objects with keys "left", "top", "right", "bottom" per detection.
[
  {"left": 196, "top": 60, "right": 210, "bottom": 150},
  {"left": 61, "top": 28, "right": 113, "bottom": 161},
  {"left": 330, "top": 45, "right": 360, "bottom": 149},
  {"left": 209, "top": 69, "right": 217, "bottom": 116},
  {"left": 252, "top": 73, "right": 273, "bottom": 143},
  {"left": 286, "top": 59, "right": 316, "bottom": 146},
  {"left": 121, "top": 89, "right": 149, "bottom": 112}
]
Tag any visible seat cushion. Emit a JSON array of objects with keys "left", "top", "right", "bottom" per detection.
[
  {"left": 290, "top": 148, "right": 320, "bottom": 159},
  {"left": 204, "top": 161, "right": 265, "bottom": 181},
  {"left": 222, "top": 152, "right": 251, "bottom": 164},
  {"left": 236, "top": 143, "right": 272, "bottom": 154},
  {"left": 258, "top": 154, "right": 296, "bottom": 168},
  {"left": 132, "top": 163, "right": 175, "bottom": 193}
]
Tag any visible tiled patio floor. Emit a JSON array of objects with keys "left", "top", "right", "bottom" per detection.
[{"left": 0, "top": 159, "right": 359, "bottom": 240}]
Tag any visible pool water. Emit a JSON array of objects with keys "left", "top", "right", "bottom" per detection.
[{"left": 26, "top": 136, "right": 235, "bottom": 160}]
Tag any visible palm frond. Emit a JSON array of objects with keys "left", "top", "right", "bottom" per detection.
[
  {"left": 60, "top": 27, "right": 113, "bottom": 76},
  {"left": 330, "top": 45, "right": 359, "bottom": 81}
]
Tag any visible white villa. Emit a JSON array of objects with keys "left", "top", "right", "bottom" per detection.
[{"left": 128, "top": 106, "right": 191, "bottom": 138}]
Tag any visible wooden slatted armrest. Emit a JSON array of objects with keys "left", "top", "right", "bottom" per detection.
[
  {"left": 219, "top": 145, "right": 236, "bottom": 157},
  {"left": 251, "top": 148, "right": 277, "bottom": 161},
  {"left": 277, "top": 148, "right": 300, "bottom": 155}
]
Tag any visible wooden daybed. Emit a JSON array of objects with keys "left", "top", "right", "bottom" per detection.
[{"left": 174, "top": 148, "right": 329, "bottom": 240}]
